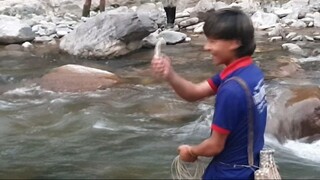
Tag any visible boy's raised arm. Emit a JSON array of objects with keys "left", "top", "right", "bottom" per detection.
[{"left": 151, "top": 56, "right": 215, "bottom": 102}]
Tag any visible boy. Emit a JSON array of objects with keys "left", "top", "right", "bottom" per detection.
[{"left": 151, "top": 8, "right": 267, "bottom": 179}]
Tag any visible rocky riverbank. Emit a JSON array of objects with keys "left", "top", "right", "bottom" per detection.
[{"left": 0, "top": 0, "right": 319, "bottom": 59}]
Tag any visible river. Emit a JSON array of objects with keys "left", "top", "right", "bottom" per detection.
[{"left": 0, "top": 32, "right": 319, "bottom": 178}]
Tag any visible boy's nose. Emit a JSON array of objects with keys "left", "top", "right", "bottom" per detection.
[{"left": 203, "top": 43, "right": 210, "bottom": 51}]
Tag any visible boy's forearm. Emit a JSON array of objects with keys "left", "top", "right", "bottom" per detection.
[
  {"left": 191, "top": 138, "right": 224, "bottom": 157},
  {"left": 167, "top": 71, "right": 201, "bottom": 102}
]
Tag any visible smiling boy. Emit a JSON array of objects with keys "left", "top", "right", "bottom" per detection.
[{"left": 151, "top": 8, "right": 267, "bottom": 179}]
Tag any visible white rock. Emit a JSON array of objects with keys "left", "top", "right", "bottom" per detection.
[
  {"left": 22, "top": 42, "right": 33, "bottom": 48},
  {"left": 305, "top": 35, "right": 314, "bottom": 41},
  {"left": 185, "top": 37, "right": 191, "bottom": 42},
  {"left": 175, "top": 17, "right": 189, "bottom": 24},
  {"left": 301, "top": 17, "right": 314, "bottom": 24},
  {"left": 269, "top": 36, "right": 283, "bottom": 42},
  {"left": 0, "top": 15, "right": 35, "bottom": 44},
  {"left": 194, "top": 23, "right": 204, "bottom": 33},
  {"left": 290, "top": 20, "right": 307, "bottom": 28},
  {"left": 186, "top": 22, "right": 204, "bottom": 30},
  {"left": 251, "top": 11, "right": 279, "bottom": 29},
  {"left": 291, "top": 35, "right": 303, "bottom": 41},
  {"left": 34, "top": 36, "right": 53, "bottom": 43},
  {"left": 179, "top": 17, "right": 199, "bottom": 28},
  {"left": 314, "top": 36, "right": 320, "bottom": 40},
  {"left": 286, "top": 32, "right": 297, "bottom": 40},
  {"left": 56, "top": 28, "right": 71, "bottom": 37},
  {"left": 176, "top": 12, "right": 190, "bottom": 19},
  {"left": 273, "top": 8, "right": 292, "bottom": 18},
  {"left": 308, "top": 22, "right": 314, "bottom": 27},
  {"left": 314, "top": 12, "right": 320, "bottom": 27},
  {"left": 282, "top": 18, "right": 295, "bottom": 25}
]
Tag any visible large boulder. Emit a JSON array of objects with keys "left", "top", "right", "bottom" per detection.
[
  {"left": 0, "top": 15, "right": 36, "bottom": 44},
  {"left": 40, "top": 64, "right": 120, "bottom": 92},
  {"left": 267, "top": 86, "right": 320, "bottom": 143},
  {"left": 59, "top": 7, "right": 158, "bottom": 59}
]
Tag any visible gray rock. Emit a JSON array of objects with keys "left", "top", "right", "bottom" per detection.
[
  {"left": 136, "top": 3, "right": 166, "bottom": 26},
  {"left": 194, "top": 23, "right": 204, "bottom": 34},
  {"left": 314, "top": 36, "right": 320, "bottom": 40},
  {"left": 0, "top": 15, "right": 36, "bottom": 44},
  {"left": 158, "top": 30, "right": 187, "bottom": 45},
  {"left": 60, "top": 10, "right": 157, "bottom": 59},
  {"left": 308, "top": 22, "right": 314, "bottom": 27},
  {"left": 191, "top": 0, "right": 215, "bottom": 17},
  {"left": 301, "top": 17, "right": 314, "bottom": 24},
  {"left": 176, "top": 12, "right": 190, "bottom": 19},
  {"left": 282, "top": 43, "right": 306, "bottom": 56},
  {"left": 142, "top": 29, "right": 161, "bottom": 48}
]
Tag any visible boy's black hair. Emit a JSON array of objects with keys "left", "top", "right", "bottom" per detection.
[{"left": 203, "top": 8, "right": 256, "bottom": 58}]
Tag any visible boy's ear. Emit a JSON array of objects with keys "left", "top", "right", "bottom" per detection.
[{"left": 229, "top": 40, "right": 241, "bottom": 50}]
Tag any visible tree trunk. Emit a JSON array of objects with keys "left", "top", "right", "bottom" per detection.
[
  {"left": 100, "top": 0, "right": 106, "bottom": 12},
  {"left": 82, "top": 0, "right": 92, "bottom": 17}
]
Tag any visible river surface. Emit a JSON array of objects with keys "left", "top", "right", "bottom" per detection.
[{"left": 0, "top": 32, "right": 320, "bottom": 179}]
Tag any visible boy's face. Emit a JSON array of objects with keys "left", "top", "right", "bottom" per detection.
[{"left": 204, "top": 38, "right": 240, "bottom": 66}]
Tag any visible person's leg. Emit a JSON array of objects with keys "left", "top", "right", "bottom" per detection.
[
  {"left": 100, "top": 0, "right": 106, "bottom": 12},
  {"left": 164, "top": 6, "right": 176, "bottom": 28},
  {"left": 82, "top": 0, "right": 92, "bottom": 17},
  {"left": 163, "top": 0, "right": 177, "bottom": 28}
]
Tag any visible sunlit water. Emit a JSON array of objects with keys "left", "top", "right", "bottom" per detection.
[{"left": 0, "top": 34, "right": 319, "bottom": 178}]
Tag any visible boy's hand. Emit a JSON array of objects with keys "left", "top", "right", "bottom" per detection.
[
  {"left": 178, "top": 145, "right": 197, "bottom": 162},
  {"left": 151, "top": 55, "right": 173, "bottom": 81}
]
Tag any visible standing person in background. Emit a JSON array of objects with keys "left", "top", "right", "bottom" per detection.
[
  {"left": 151, "top": 8, "right": 267, "bottom": 179},
  {"left": 162, "top": 0, "right": 178, "bottom": 28},
  {"left": 82, "top": 0, "right": 107, "bottom": 17}
]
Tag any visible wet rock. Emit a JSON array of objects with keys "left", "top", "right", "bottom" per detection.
[
  {"left": 59, "top": 8, "right": 158, "bottom": 59},
  {"left": 267, "top": 86, "right": 320, "bottom": 143},
  {"left": 282, "top": 43, "right": 306, "bottom": 56},
  {"left": 158, "top": 30, "right": 187, "bottom": 45},
  {"left": 4, "top": 44, "right": 23, "bottom": 51},
  {"left": 40, "top": 64, "right": 120, "bottom": 92},
  {"left": 0, "top": 15, "right": 36, "bottom": 44}
]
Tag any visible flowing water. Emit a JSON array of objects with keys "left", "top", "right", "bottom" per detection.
[{"left": 0, "top": 33, "right": 319, "bottom": 179}]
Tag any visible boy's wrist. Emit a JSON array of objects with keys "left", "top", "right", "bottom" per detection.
[{"left": 188, "top": 146, "right": 197, "bottom": 158}]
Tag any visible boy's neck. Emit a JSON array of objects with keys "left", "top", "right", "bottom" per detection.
[{"left": 224, "top": 56, "right": 240, "bottom": 66}]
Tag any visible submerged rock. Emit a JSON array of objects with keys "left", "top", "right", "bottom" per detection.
[{"left": 40, "top": 64, "right": 121, "bottom": 92}]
